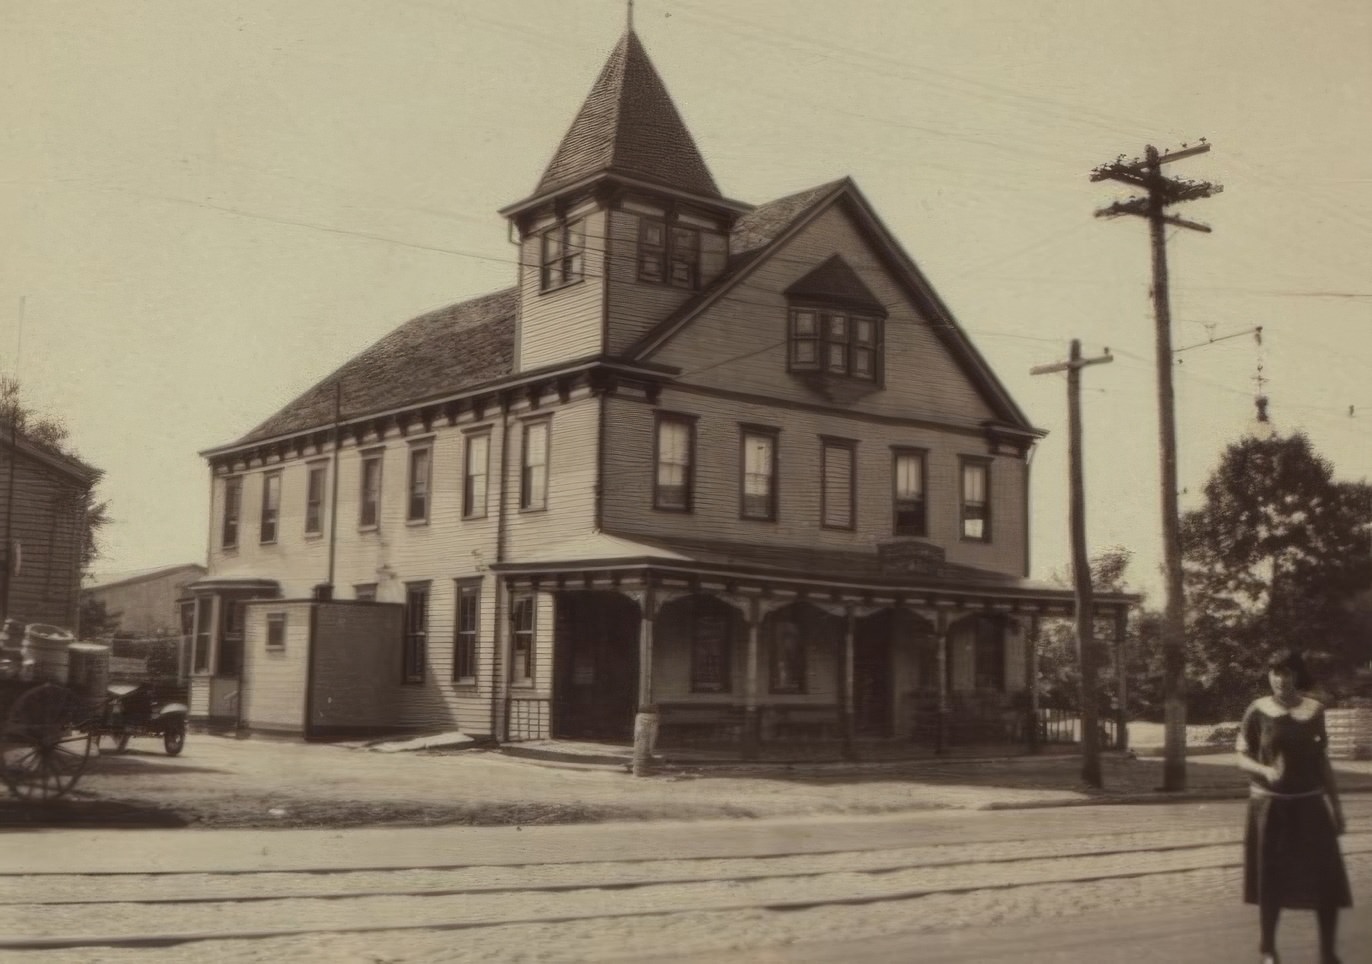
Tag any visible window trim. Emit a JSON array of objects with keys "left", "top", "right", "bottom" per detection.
[
  {"left": 538, "top": 217, "right": 586, "bottom": 292},
  {"left": 688, "top": 599, "right": 733, "bottom": 694},
  {"left": 259, "top": 471, "right": 282, "bottom": 545},
  {"left": 265, "top": 612, "right": 287, "bottom": 652},
  {"left": 960, "top": 455, "right": 992, "bottom": 543},
  {"left": 510, "top": 592, "right": 536, "bottom": 687},
  {"left": 787, "top": 306, "right": 883, "bottom": 384},
  {"left": 637, "top": 215, "right": 701, "bottom": 290},
  {"left": 891, "top": 446, "right": 928, "bottom": 538},
  {"left": 453, "top": 578, "right": 481, "bottom": 685},
  {"left": 819, "top": 436, "right": 857, "bottom": 532},
  {"left": 304, "top": 461, "right": 327, "bottom": 537},
  {"left": 221, "top": 476, "right": 242, "bottom": 550},
  {"left": 519, "top": 418, "right": 551, "bottom": 512},
  {"left": 738, "top": 424, "right": 780, "bottom": 522},
  {"left": 353, "top": 583, "right": 378, "bottom": 602},
  {"left": 403, "top": 581, "right": 430, "bottom": 684},
  {"left": 406, "top": 438, "right": 434, "bottom": 525},
  {"left": 653, "top": 412, "right": 696, "bottom": 513},
  {"left": 359, "top": 448, "right": 384, "bottom": 530},
  {"left": 462, "top": 429, "right": 491, "bottom": 520}
]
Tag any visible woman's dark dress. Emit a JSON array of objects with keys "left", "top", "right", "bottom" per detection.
[{"left": 1240, "top": 696, "right": 1352, "bottom": 909}]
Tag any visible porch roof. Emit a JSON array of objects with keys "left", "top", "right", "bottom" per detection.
[{"left": 492, "top": 531, "right": 1138, "bottom": 615}]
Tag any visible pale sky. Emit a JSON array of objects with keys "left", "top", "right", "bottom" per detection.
[{"left": 3, "top": 0, "right": 1370, "bottom": 602}]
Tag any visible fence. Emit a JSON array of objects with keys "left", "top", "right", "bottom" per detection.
[{"left": 1039, "top": 707, "right": 1121, "bottom": 749}]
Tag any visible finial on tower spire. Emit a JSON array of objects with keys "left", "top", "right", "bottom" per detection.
[{"left": 627, "top": 0, "right": 634, "bottom": 31}]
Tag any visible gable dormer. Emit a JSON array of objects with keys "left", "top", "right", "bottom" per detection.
[
  {"left": 500, "top": 29, "right": 749, "bottom": 371},
  {"left": 784, "top": 255, "right": 888, "bottom": 386}
]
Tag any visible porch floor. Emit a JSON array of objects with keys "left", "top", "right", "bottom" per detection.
[{"left": 501, "top": 738, "right": 1078, "bottom": 768}]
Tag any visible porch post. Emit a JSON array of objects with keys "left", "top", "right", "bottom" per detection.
[
  {"left": 935, "top": 605, "right": 951, "bottom": 755},
  {"left": 742, "top": 596, "right": 761, "bottom": 760},
  {"left": 493, "top": 577, "right": 511, "bottom": 743},
  {"left": 840, "top": 605, "right": 856, "bottom": 760},
  {"left": 1026, "top": 613, "right": 1041, "bottom": 754},
  {"left": 632, "top": 585, "right": 658, "bottom": 777},
  {"left": 1114, "top": 606, "right": 1129, "bottom": 753}
]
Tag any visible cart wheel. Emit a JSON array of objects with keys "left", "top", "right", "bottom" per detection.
[
  {"left": 1, "top": 684, "right": 94, "bottom": 802},
  {"left": 163, "top": 724, "right": 185, "bottom": 757},
  {"left": 113, "top": 732, "right": 131, "bottom": 753}
]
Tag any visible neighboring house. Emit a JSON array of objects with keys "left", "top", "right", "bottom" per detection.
[
  {"left": 192, "top": 29, "right": 1133, "bottom": 746},
  {"left": 83, "top": 563, "right": 207, "bottom": 636},
  {"left": 0, "top": 423, "right": 100, "bottom": 631}
]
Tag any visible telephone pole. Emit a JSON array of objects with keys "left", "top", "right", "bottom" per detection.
[
  {"left": 1091, "top": 142, "right": 1221, "bottom": 791},
  {"left": 1032, "top": 339, "right": 1113, "bottom": 788}
]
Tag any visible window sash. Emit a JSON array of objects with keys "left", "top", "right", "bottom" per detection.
[
  {"left": 690, "top": 605, "right": 732, "bottom": 693},
  {"left": 961, "top": 461, "right": 990, "bottom": 540},
  {"left": 893, "top": 451, "right": 926, "bottom": 537},
  {"left": 222, "top": 478, "right": 241, "bottom": 549},
  {"left": 260, "top": 473, "right": 281, "bottom": 543},
  {"left": 520, "top": 422, "right": 549, "bottom": 510},
  {"left": 789, "top": 309, "right": 879, "bottom": 380},
  {"left": 655, "top": 417, "right": 692, "bottom": 510},
  {"left": 770, "top": 620, "right": 807, "bottom": 694},
  {"left": 540, "top": 219, "right": 585, "bottom": 290},
  {"left": 511, "top": 594, "right": 535, "bottom": 683},
  {"left": 305, "top": 466, "right": 326, "bottom": 535},
  {"left": 821, "top": 442, "right": 854, "bottom": 529},
  {"left": 404, "top": 584, "right": 429, "bottom": 683},
  {"left": 193, "top": 600, "right": 213, "bottom": 673},
  {"left": 407, "top": 446, "right": 431, "bottom": 522},
  {"left": 354, "top": 583, "right": 377, "bottom": 602},
  {"left": 266, "top": 613, "right": 286, "bottom": 651},
  {"left": 463, "top": 433, "right": 490, "bottom": 518},
  {"left": 741, "top": 432, "right": 776, "bottom": 520},
  {"left": 360, "top": 455, "right": 383, "bottom": 528},
  {"left": 454, "top": 583, "right": 479, "bottom": 682}
]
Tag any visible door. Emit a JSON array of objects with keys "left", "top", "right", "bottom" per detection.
[
  {"left": 853, "top": 615, "right": 894, "bottom": 737},
  {"left": 552, "top": 592, "right": 640, "bottom": 741}
]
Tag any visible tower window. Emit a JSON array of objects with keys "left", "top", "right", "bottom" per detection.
[{"left": 539, "top": 219, "right": 585, "bottom": 291}]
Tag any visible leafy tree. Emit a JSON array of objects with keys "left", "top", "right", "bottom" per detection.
[
  {"left": 1181, "top": 431, "right": 1372, "bottom": 716},
  {"left": 77, "top": 595, "right": 122, "bottom": 638}
]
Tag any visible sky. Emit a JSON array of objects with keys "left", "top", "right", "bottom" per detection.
[{"left": 2, "top": 0, "right": 1370, "bottom": 602}]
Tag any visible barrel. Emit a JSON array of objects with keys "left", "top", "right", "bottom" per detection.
[
  {"left": 68, "top": 642, "right": 111, "bottom": 702},
  {"left": 22, "top": 624, "right": 76, "bottom": 683}
]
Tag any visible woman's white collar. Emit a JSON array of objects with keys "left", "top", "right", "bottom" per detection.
[{"left": 1256, "top": 694, "right": 1321, "bottom": 721}]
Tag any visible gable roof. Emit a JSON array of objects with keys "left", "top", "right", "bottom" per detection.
[
  {"left": 626, "top": 178, "right": 1040, "bottom": 435},
  {"left": 533, "top": 29, "right": 721, "bottom": 201},
  {"left": 785, "top": 254, "right": 886, "bottom": 314},
  {"left": 228, "top": 288, "right": 517, "bottom": 447},
  {"left": 0, "top": 421, "right": 102, "bottom": 487},
  {"left": 85, "top": 563, "right": 206, "bottom": 593}
]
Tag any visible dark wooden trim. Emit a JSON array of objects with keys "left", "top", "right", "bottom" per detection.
[{"left": 819, "top": 436, "right": 857, "bottom": 532}]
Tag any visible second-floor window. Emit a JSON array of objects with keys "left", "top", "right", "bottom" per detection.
[
  {"left": 740, "top": 428, "right": 778, "bottom": 521},
  {"left": 520, "top": 420, "right": 549, "bottom": 511},
  {"left": 463, "top": 431, "right": 489, "bottom": 519},
  {"left": 539, "top": 218, "right": 585, "bottom": 291},
  {"left": 305, "top": 464, "right": 327, "bottom": 536},
  {"left": 454, "top": 580, "right": 480, "bottom": 684},
  {"left": 821, "top": 439, "right": 855, "bottom": 530},
  {"left": 403, "top": 582, "right": 429, "bottom": 684},
  {"left": 639, "top": 217, "right": 700, "bottom": 289},
  {"left": 961, "top": 458, "right": 990, "bottom": 541},
  {"left": 654, "top": 414, "right": 694, "bottom": 511},
  {"left": 892, "top": 449, "right": 927, "bottom": 537},
  {"left": 359, "top": 450, "right": 383, "bottom": 528},
  {"left": 221, "top": 477, "right": 242, "bottom": 549},
  {"left": 407, "top": 442, "right": 432, "bottom": 523},
  {"left": 789, "top": 309, "right": 881, "bottom": 381},
  {"left": 259, "top": 471, "right": 281, "bottom": 544}
]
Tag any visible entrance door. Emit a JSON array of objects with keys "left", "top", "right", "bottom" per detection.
[
  {"left": 853, "top": 616, "right": 894, "bottom": 737},
  {"left": 552, "top": 592, "right": 640, "bottom": 741}
]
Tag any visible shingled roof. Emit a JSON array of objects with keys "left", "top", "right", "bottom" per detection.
[
  {"left": 535, "top": 29, "right": 721, "bottom": 200},
  {"left": 231, "top": 288, "right": 517, "bottom": 447}
]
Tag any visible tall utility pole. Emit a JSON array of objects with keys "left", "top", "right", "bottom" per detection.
[
  {"left": 1091, "top": 142, "right": 1221, "bottom": 791},
  {"left": 1032, "top": 339, "right": 1113, "bottom": 788}
]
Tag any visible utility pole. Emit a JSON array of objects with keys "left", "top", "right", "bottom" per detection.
[
  {"left": 1091, "top": 142, "right": 1221, "bottom": 791},
  {"left": 1032, "top": 339, "right": 1113, "bottom": 788}
]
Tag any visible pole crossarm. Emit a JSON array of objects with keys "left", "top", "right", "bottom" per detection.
[
  {"left": 1090, "top": 141, "right": 1212, "bottom": 182},
  {"left": 1094, "top": 201, "right": 1213, "bottom": 233},
  {"left": 1030, "top": 350, "right": 1113, "bottom": 377}
]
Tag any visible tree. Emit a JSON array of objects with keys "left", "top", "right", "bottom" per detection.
[{"left": 1182, "top": 431, "right": 1372, "bottom": 716}]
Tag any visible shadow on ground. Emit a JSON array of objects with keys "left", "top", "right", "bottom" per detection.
[{"left": 0, "top": 798, "right": 190, "bottom": 830}]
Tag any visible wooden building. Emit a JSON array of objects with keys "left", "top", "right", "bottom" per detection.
[
  {"left": 83, "top": 563, "right": 206, "bottom": 637},
  {"left": 0, "top": 424, "right": 101, "bottom": 631},
  {"left": 193, "top": 29, "right": 1133, "bottom": 749}
]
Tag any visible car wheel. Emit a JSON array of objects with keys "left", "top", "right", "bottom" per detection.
[{"left": 163, "top": 725, "right": 185, "bottom": 756}]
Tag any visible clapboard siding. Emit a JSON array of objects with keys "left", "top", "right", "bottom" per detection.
[
  {"left": 601, "top": 390, "right": 1027, "bottom": 576},
  {"left": 650, "top": 203, "right": 999, "bottom": 426},
  {"left": 240, "top": 601, "right": 311, "bottom": 733},
  {"left": 517, "top": 209, "right": 608, "bottom": 372},
  {"left": 501, "top": 394, "right": 600, "bottom": 560},
  {"left": 0, "top": 451, "right": 88, "bottom": 628}
]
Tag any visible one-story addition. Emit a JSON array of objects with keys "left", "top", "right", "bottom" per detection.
[{"left": 190, "top": 28, "right": 1132, "bottom": 756}]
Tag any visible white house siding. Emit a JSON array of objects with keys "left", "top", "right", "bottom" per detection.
[
  {"left": 601, "top": 391, "right": 1028, "bottom": 577},
  {"left": 646, "top": 202, "right": 999, "bottom": 427},
  {"left": 239, "top": 600, "right": 312, "bottom": 734},
  {"left": 516, "top": 208, "right": 608, "bottom": 372}
]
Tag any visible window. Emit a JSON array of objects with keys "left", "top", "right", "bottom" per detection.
[
  {"left": 638, "top": 217, "right": 700, "bottom": 289},
  {"left": 463, "top": 431, "right": 490, "bottom": 519},
  {"left": 654, "top": 414, "right": 694, "bottom": 511},
  {"left": 770, "top": 619, "right": 806, "bottom": 694},
  {"left": 511, "top": 593, "right": 535, "bottom": 685},
  {"left": 788, "top": 308, "right": 880, "bottom": 381},
  {"left": 359, "top": 450, "right": 383, "bottom": 528},
  {"left": 403, "top": 582, "right": 429, "bottom": 683},
  {"left": 892, "top": 449, "right": 927, "bottom": 537},
  {"left": 259, "top": 471, "right": 281, "bottom": 544},
  {"left": 193, "top": 599, "right": 212, "bottom": 673},
  {"left": 221, "top": 477, "right": 242, "bottom": 549},
  {"left": 821, "top": 439, "right": 855, "bottom": 530},
  {"left": 539, "top": 218, "right": 585, "bottom": 291},
  {"left": 407, "top": 443, "right": 432, "bottom": 523},
  {"left": 266, "top": 613, "right": 287, "bottom": 652},
  {"left": 354, "top": 583, "right": 377, "bottom": 602},
  {"left": 740, "top": 428, "right": 778, "bottom": 521},
  {"left": 305, "top": 464, "right": 327, "bottom": 536},
  {"left": 689, "top": 600, "right": 733, "bottom": 693},
  {"left": 520, "top": 420, "right": 549, "bottom": 510},
  {"left": 454, "top": 581, "right": 480, "bottom": 683},
  {"left": 961, "top": 458, "right": 990, "bottom": 541},
  {"left": 974, "top": 617, "right": 1005, "bottom": 691}
]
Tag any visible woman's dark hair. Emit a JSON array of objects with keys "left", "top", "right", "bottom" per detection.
[{"left": 1266, "top": 648, "right": 1313, "bottom": 689}]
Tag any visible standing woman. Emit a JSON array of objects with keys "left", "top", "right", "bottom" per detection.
[{"left": 1237, "top": 648, "right": 1351, "bottom": 964}]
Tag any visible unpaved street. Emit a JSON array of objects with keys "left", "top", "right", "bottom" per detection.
[{"left": 3, "top": 799, "right": 1369, "bottom": 962}]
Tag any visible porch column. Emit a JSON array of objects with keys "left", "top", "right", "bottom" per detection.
[
  {"left": 1026, "top": 614, "right": 1041, "bottom": 754},
  {"left": 742, "top": 597, "right": 761, "bottom": 760},
  {"left": 840, "top": 605, "right": 856, "bottom": 760},
  {"left": 493, "top": 578, "right": 511, "bottom": 743},
  {"left": 1114, "top": 607, "right": 1129, "bottom": 753},
  {"left": 935, "top": 605, "right": 952, "bottom": 755},
  {"left": 632, "top": 586, "right": 658, "bottom": 777}
]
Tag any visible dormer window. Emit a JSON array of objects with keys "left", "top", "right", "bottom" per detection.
[
  {"left": 638, "top": 217, "right": 700, "bottom": 289},
  {"left": 539, "top": 218, "right": 585, "bottom": 291},
  {"left": 784, "top": 255, "right": 886, "bottom": 383}
]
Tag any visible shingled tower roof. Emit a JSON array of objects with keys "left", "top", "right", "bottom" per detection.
[{"left": 534, "top": 29, "right": 721, "bottom": 201}]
